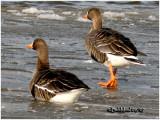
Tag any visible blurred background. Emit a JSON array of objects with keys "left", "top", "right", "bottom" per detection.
[{"left": 1, "top": 1, "right": 159, "bottom": 119}]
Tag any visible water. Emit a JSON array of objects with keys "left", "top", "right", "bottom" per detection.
[{"left": 1, "top": 1, "right": 159, "bottom": 119}]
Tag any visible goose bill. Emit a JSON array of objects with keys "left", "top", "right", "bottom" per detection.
[
  {"left": 83, "top": 15, "right": 88, "bottom": 19},
  {"left": 26, "top": 43, "right": 33, "bottom": 48}
]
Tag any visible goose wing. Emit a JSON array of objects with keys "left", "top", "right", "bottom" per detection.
[
  {"left": 32, "top": 69, "right": 89, "bottom": 100},
  {"left": 87, "top": 28, "right": 138, "bottom": 56}
]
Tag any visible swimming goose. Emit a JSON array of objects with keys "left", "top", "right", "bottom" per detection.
[
  {"left": 26, "top": 38, "right": 90, "bottom": 103},
  {"left": 83, "top": 8, "right": 146, "bottom": 88}
]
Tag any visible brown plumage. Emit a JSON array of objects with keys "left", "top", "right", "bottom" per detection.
[
  {"left": 83, "top": 8, "right": 146, "bottom": 88},
  {"left": 26, "top": 38, "right": 89, "bottom": 103}
]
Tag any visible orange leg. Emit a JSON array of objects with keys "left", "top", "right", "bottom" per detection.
[
  {"left": 98, "top": 65, "right": 118, "bottom": 88},
  {"left": 113, "top": 68, "right": 117, "bottom": 76}
]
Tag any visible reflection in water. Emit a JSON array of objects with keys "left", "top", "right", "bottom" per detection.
[{"left": 106, "top": 87, "right": 118, "bottom": 93}]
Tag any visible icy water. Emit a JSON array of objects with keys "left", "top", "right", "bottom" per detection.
[{"left": 1, "top": 1, "right": 159, "bottom": 119}]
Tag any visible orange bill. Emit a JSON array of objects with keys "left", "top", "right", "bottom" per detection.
[
  {"left": 83, "top": 14, "right": 88, "bottom": 19},
  {"left": 26, "top": 43, "right": 33, "bottom": 48}
]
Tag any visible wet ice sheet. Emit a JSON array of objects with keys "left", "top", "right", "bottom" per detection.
[{"left": 1, "top": 88, "right": 158, "bottom": 119}]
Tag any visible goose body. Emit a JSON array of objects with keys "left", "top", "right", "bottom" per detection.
[
  {"left": 27, "top": 39, "right": 89, "bottom": 103},
  {"left": 83, "top": 8, "right": 146, "bottom": 88},
  {"left": 85, "top": 28, "right": 145, "bottom": 67}
]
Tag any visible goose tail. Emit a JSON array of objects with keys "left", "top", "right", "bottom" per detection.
[{"left": 124, "top": 57, "right": 146, "bottom": 66}]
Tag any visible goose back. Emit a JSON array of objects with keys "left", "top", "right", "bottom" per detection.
[
  {"left": 85, "top": 28, "right": 138, "bottom": 63},
  {"left": 31, "top": 69, "right": 89, "bottom": 101}
]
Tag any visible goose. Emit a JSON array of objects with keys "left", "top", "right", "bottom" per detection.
[
  {"left": 26, "top": 38, "right": 90, "bottom": 103},
  {"left": 83, "top": 8, "right": 146, "bottom": 88}
]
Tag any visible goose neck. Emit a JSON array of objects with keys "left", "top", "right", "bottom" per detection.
[
  {"left": 91, "top": 17, "right": 102, "bottom": 32},
  {"left": 36, "top": 48, "right": 50, "bottom": 70}
]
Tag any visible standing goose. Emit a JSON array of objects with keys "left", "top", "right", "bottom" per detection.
[
  {"left": 26, "top": 38, "right": 90, "bottom": 103},
  {"left": 83, "top": 8, "right": 146, "bottom": 88}
]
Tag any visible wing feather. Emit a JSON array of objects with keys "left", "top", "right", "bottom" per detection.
[
  {"left": 86, "top": 28, "right": 138, "bottom": 59},
  {"left": 32, "top": 69, "right": 89, "bottom": 100}
]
